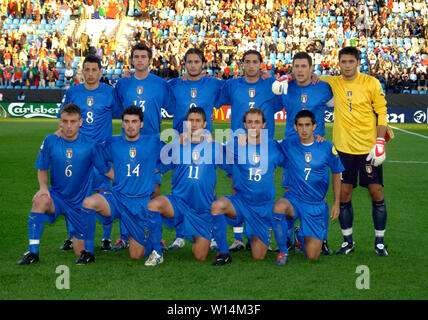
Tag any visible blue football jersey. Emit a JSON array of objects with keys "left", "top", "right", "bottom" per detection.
[
  {"left": 158, "top": 139, "right": 228, "bottom": 213},
  {"left": 35, "top": 134, "right": 108, "bottom": 206},
  {"left": 281, "top": 80, "right": 333, "bottom": 138},
  {"left": 59, "top": 83, "right": 120, "bottom": 143},
  {"left": 217, "top": 77, "right": 283, "bottom": 138},
  {"left": 279, "top": 137, "right": 344, "bottom": 203},
  {"left": 169, "top": 76, "right": 224, "bottom": 133},
  {"left": 114, "top": 74, "right": 176, "bottom": 135},
  {"left": 100, "top": 134, "right": 161, "bottom": 197},
  {"left": 225, "top": 136, "right": 284, "bottom": 205}
]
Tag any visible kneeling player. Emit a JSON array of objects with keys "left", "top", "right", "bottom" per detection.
[
  {"left": 148, "top": 107, "right": 228, "bottom": 261},
  {"left": 274, "top": 110, "right": 343, "bottom": 260},
  {"left": 211, "top": 108, "right": 289, "bottom": 266},
  {"left": 18, "top": 104, "right": 109, "bottom": 265},
  {"left": 81, "top": 106, "right": 162, "bottom": 265}
]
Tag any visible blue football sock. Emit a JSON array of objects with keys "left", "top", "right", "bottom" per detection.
[
  {"left": 175, "top": 221, "right": 184, "bottom": 239},
  {"left": 323, "top": 202, "right": 330, "bottom": 241},
  {"left": 147, "top": 210, "right": 162, "bottom": 255},
  {"left": 81, "top": 207, "right": 96, "bottom": 254},
  {"left": 119, "top": 220, "right": 129, "bottom": 241},
  {"left": 287, "top": 218, "right": 295, "bottom": 244},
  {"left": 212, "top": 214, "right": 229, "bottom": 254},
  {"left": 339, "top": 201, "right": 354, "bottom": 244},
  {"left": 101, "top": 221, "right": 113, "bottom": 240},
  {"left": 233, "top": 224, "right": 244, "bottom": 242},
  {"left": 28, "top": 212, "right": 47, "bottom": 254},
  {"left": 295, "top": 227, "right": 306, "bottom": 254},
  {"left": 272, "top": 212, "right": 288, "bottom": 254},
  {"left": 372, "top": 199, "right": 387, "bottom": 246}
]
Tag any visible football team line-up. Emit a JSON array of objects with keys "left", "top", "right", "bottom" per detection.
[{"left": 18, "top": 43, "right": 390, "bottom": 267}]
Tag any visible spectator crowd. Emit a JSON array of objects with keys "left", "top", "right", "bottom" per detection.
[{"left": 0, "top": 0, "right": 427, "bottom": 94}]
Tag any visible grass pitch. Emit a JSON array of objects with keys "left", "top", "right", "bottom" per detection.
[{"left": 0, "top": 119, "right": 427, "bottom": 301}]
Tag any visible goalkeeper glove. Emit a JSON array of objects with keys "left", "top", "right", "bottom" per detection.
[
  {"left": 366, "top": 137, "right": 385, "bottom": 167},
  {"left": 272, "top": 74, "right": 291, "bottom": 95}
]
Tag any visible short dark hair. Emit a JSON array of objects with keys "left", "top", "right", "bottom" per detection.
[
  {"left": 186, "top": 106, "right": 206, "bottom": 122},
  {"left": 243, "top": 108, "right": 266, "bottom": 123},
  {"left": 82, "top": 54, "right": 102, "bottom": 69},
  {"left": 338, "top": 46, "right": 361, "bottom": 61},
  {"left": 122, "top": 105, "right": 144, "bottom": 122},
  {"left": 184, "top": 48, "right": 205, "bottom": 63},
  {"left": 292, "top": 52, "right": 312, "bottom": 66},
  {"left": 131, "top": 42, "right": 153, "bottom": 61},
  {"left": 242, "top": 50, "right": 263, "bottom": 63},
  {"left": 295, "top": 109, "right": 315, "bottom": 125},
  {"left": 60, "top": 103, "right": 81, "bottom": 117}
]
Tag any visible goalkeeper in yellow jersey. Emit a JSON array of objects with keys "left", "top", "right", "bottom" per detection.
[{"left": 320, "top": 47, "right": 389, "bottom": 256}]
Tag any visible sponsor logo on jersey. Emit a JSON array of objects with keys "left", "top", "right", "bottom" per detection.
[
  {"left": 301, "top": 94, "right": 307, "bottom": 103},
  {"left": 66, "top": 149, "right": 72, "bottom": 159},
  {"left": 332, "top": 146, "right": 338, "bottom": 156},
  {"left": 305, "top": 152, "right": 311, "bottom": 163},
  {"left": 129, "top": 148, "right": 136, "bottom": 158},
  {"left": 137, "top": 86, "right": 143, "bottom": 95},
  {"left": 191, "top": 88, "right": 197, "bottom": 98},
  {"left": 249, "top": 89, "right": 255, "bottom": 98},
  {"left": 87, "top": 97, "right": 93, "bottom": 106}
]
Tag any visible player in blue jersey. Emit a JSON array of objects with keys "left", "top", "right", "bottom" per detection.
[
  {"left": 57, "top": 55, "right": 120, "bottom": 252},
  {"left": 167, "top": 48, "right": 224, "bottom": 251},
  {"left": 79, "top": 106, "right": 163, "bottom": 265},
  {"left": 112, "top": 42, "right": 176, "bottom": 251},
  {"left": 272, "top": 52, "right": 335, "bottom": 255},
  {"left": 274, "top": 110, "right": 343, "bottom": 260},
  {"left": 147, "top": 107, "right": 229, "bottom": 261},
  {"left": 211, "top": 108, "right": 289, "bottom": 266},
  {"left": 216, "top": 49, "right": 284, "bottom": 251},
  {"left": 169, "top": 48, "right": 223, "bottom": 134},
  {"left": 18, "top": 104, "right": 110, "bottom": 265}
]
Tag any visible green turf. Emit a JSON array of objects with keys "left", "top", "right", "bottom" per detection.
[{"left": 0, "top": 119, "right": 427, "bottom": 300}]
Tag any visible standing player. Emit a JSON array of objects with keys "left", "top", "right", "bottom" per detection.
[
  {"left": 18, "top": 104, "right": 110, "bottom": 265},
  {"left": 272, "top": 52, "right": 335, "bottom": 255},
  {"left": 167, "top": 48, "right": 224, "bottom": 251},
  {"left": 112, "top": 42, "right": 176, "bottom": 250},
  {"left": 58, "top": 54, "right": 119, "bottom": 251},
  {"left": 216, "top": 49, "right": 283, "bottom": 251},
  {"left": 79, "top": 106, "right": 162, "bottom": 264},
  {"left": 211, "top": 108, "right": 289, "bottom": 266},
  {"left": 274, "top": 110, "right": 344, "bottom": 260},
  {"left": 147, "top": 107, "right": 229, "bottom": 262},
  {"left": 169, "top": 48, "right": 223, "bottom": 134},
  {"left": 320, "top": 47, "right": 389, "bottom": 256}
]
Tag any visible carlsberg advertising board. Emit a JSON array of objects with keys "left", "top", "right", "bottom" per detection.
[{"left": 0, "top": 103, "right": 60, "bottom": 118}]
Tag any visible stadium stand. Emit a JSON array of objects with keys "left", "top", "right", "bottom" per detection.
[{"left": 0, "top": 0, "right": 426, "bottom": 93}]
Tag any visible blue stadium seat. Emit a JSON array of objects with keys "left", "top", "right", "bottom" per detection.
[
  {"left": 402, "top": 89, "right": 410, "bottom": 94},
  {"left": 411, "top": 90, "right": 419, "bottom": 94},
  {"left": 419, "top": 90, "right": 426, "bottom": 94}
]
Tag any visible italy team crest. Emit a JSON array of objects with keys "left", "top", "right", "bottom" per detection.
[
  {"left": 192, "top": 151, "right": 200, "bottom": 162},
  {"left": 301, "top": 94, "right": 307, "bottom": 103},
  {"left": 347, "top": 91, "right": 352, "bottom": 98},
  {"left": 365, "top": 164, "right": 373, "bottom": 174},
  {"left": 249, "top": 89, "right": 256, "bottom": 98},
  {"left": 87, "top": 97, "right": 93, "bottom": 106},
  {"left": 252, "top": 153, "right": 260, "bottom": 164},
  {"left": 66, "top": 149, "right": 72, "bottom": 159},
  {"left": 137, "top": 86, "right": 143, "bottom": 95},
  {"left": 305, "top": 152, "right": 311, "bottom": 163},
  {"left": 191, "top": 88, "right": 197, "bottom": 99},
  {"left": 129, "top": 148, "right": 136, "bottom": 158}
]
